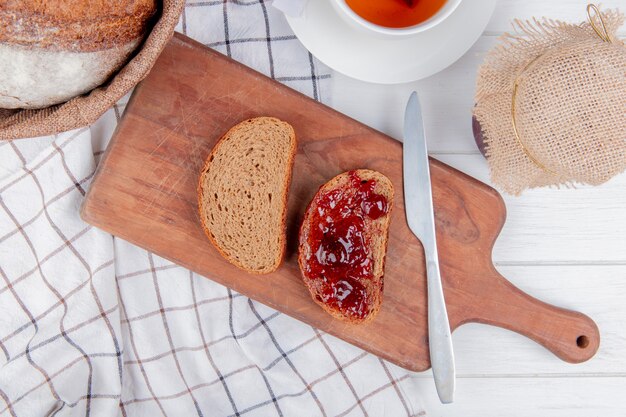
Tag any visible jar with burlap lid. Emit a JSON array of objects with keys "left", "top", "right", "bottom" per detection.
[{"left": 473, "top": 5, "right": 626, "bottom": 195}]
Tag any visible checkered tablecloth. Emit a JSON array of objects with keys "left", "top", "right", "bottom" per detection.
[{"left": 0, "top": 2, "right": 426, "bottom": 416}]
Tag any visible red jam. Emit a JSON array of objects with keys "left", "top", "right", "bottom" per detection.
[{"left": 304, "top": 171, "right": 389, "bottom": 320}]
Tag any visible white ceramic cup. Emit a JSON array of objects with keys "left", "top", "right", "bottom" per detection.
[{"left": 330, "top": 0, "right": 464, "bottom": 37}]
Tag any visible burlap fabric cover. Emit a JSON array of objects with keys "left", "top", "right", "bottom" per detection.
[
  {"left": 0, "top": 0, "right": 185, "bottom": 141},
  {"left": 474, "top": 9, "right": 626, "bottom": 195}
]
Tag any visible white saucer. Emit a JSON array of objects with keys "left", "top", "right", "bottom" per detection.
[{"left": 286, "top": 0, "right": 496, "bottom": 84}]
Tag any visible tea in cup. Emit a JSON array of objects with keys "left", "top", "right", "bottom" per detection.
[{"left": 331, "top": 0, "right": 463, "bottom": 36}]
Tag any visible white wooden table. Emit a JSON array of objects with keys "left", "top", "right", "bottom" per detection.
[{"left": 329, "top": 1, "right": 626, "bottom": 415}]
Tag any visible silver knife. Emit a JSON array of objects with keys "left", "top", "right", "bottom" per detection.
[{"left": 403, "top": 91, "right": 456, "bottom": 403}]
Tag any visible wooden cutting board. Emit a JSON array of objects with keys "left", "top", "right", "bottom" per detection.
[{"left": 82, "top": 33, "right": 599, "bottom": 372}]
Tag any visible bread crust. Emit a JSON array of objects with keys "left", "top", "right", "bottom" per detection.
[
  {"left": 0, "top": 0, "right": 157, "bottom": 108},
  {"left": 197, "top": 117, "right": 297, "bottom": 274},
  {"left": 0, "top": 0, "right": 157, "bottom": 52},
  {"left": 0, "top": 41, "right": 140, "bottom": 109},
  {"left": 298, "top": 169, "right": 394, "bottom": 324}
]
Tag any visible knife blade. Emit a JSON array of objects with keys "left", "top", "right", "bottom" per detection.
[{"left": 403, "top": 91, "right": 456, "bottom": 404}]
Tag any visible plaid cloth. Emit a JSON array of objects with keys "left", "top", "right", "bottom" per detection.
[{"left": 0, "top": 2, "right": 426, "bottom": 416}]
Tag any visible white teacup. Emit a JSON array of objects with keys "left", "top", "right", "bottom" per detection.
[{"left": 330, "top": 0, "right": 464, "bottom": 37}]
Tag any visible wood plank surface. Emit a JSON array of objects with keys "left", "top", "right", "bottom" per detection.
[
  {"left": 487, "top": 0, "right": 626, "bottom": 35},
  {"left": 408, "top": 376, "right": 626, "bottom": 417},
  {"left": 82, "top": 33, "right": 601, "bottom": 372}
]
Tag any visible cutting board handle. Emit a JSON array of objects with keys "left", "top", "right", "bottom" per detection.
[{"left": 461, "top": 267, "right": 600, "bottom": 363}]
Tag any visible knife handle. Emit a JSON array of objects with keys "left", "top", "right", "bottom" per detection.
[{"left": 425, "top": 247, "right": 456, "bottom": 404}]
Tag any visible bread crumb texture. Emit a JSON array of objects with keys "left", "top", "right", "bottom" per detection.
[{"left": 198, "top": 117, "right": 296, "bottom": 274}]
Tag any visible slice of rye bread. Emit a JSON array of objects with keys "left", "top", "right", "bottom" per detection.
[
  {"left": 298, "top": 169, "right": 394, "bottom": 323},
  {"left": 197, "top": 117, "right": 297, "bottom": 274}
]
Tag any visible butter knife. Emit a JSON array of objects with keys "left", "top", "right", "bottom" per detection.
[{"left": 403, "top": 91, "right": 456, "bottom": 403}]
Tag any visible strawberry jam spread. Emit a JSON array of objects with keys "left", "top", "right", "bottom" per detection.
[{"left": 304, "top": 171, "right": 389, "bottom": 320}]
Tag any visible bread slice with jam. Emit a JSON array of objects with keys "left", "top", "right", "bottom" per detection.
[{"left": 298, "top": 169, "right": 394, "bottom": 323}]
